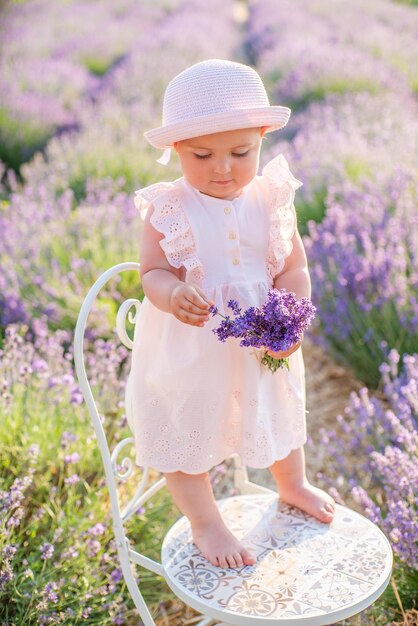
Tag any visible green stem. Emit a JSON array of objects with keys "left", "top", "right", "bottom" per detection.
[{"left": 261, "top": 353, "right": 290, "bottom": 373}]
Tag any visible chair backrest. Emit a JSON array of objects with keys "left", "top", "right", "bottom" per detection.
[{"left": 73, "top": 262, "right": 166, "bottom": 535}]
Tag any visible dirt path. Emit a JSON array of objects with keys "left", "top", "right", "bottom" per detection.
[{"left": 302, "top": 337, "right": 363, "bottom": 476}]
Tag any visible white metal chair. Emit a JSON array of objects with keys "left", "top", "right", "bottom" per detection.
[{"left": 74, "top": 262, "right": 393, "bottom": 626}]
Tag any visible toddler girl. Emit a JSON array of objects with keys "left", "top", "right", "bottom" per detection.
[{"left": 130, "top": 59, "right": 335, "bottom": 569}]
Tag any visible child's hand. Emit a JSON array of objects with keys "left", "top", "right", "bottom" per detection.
[
  {"left": 169, "top": 284, "right": 214, "bottom": 327},
  {"left": 265, "top": 336, "right": 303, "bottom": 359}
]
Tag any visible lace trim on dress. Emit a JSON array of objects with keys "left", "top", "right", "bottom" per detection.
[
  {"left": 134, "top": 180, "right": 204, "bottom": 286},
  {"left": 134, "top": 181, "right": 175, "bottom": 219},
  {"left": 262, "top": 154, "right": 303, "bottom": 280}
]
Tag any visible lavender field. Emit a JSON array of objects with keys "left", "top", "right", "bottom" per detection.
[{"left": 0, "top": 0, "right": 417, "bottom": 624}]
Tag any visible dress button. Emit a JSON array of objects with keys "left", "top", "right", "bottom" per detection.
[
  {"left": 229, "top": 231, "right": 236, "bottom": 240},
  {"left": 224, "top": 206, "right": 231, "bottom": 214},
  {"left": 232, "top": 258, "right": 240, "bottom": 265}
]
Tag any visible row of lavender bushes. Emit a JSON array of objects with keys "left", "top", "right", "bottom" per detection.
[
  {"left": 0, "top": 0, "right": 242, "bottom": 624},
  {"left": 0, "top": 0, "right": 170, "bottom": 171},
  {"left": 246, "top": 0, "right": 417, "bottom": 617}
]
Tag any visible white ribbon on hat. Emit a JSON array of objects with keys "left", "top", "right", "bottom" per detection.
[{"left": 156, "top": 147, "right": 172, "bottom": 165}]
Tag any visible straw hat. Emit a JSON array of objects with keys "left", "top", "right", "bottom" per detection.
[{"left": 144, "top": 59, "right": 291, "bottom": 150}]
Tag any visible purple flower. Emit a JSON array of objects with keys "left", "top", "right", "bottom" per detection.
[
  {"left": 63, "top": 452, "right": 80, "bottom": 464},
  {"left": 212, "top": 289, "right": 316, "bottom": 372},
  {"left": 88, "top": 522, "right": 106, "bottom": 536},
  {"left": 28, "top": 443, "right": 40, "bottom": 459},
  {"left": 86, "top": 538, "right": 101, "bottom": 557},
  {"left": 70, "top": 388, "right": 84, "bottom": 405},
  {"left": 111, "top": 568, "right": 123, "bottom": 583},
  {"left": 42, "top": 581, "right": 59, "bottom": 604},
  {"left": 0, "top": 566, "right": 14, "bottom": 590},
  {"left": 64, "top": 473, "right": 80, "bottom": 485},
  {"left": 2, "top": 544, "right": 17, "bottom": 559},
  {"left": 61, "top": 546, "right": 79, "bottom": 560},
  {"left": 227, "top": 299, "right": 242, "bottom": 315},
  {"left": 40, "top": 542, "right": 54, "bottom": 560},
  {"left": 60, "top": 431, "right": 78, "bottom": 448}
]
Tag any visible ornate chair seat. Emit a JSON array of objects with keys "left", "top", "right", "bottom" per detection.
[{"left": 163, "top": 493, "right": 392, "bottom": 625}]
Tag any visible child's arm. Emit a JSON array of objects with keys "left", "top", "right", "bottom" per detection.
[
  {"left": 267, "top": 229, "right": 311, "bottom": 358},
  {"left": 139, "top": 206, "right": 213, "bottom": 327}
]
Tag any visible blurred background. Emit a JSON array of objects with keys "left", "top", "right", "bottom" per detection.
[{"left": 0, "top": 0, "right": 417, "bottom": 624}]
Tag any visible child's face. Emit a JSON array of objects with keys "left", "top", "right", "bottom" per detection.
[{"left": 174, "top": 127, "right": 265, "bottom": 199}]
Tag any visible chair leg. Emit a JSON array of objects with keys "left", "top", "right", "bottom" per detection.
[{"left": 116, "top": 539, "right": 157, "bottom": 626}]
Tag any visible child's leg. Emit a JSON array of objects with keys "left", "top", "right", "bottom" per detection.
[
  {"left": 269, "top": 446, "right": 336, "bottom": 523},
  {"left": 164, "top": 471, "right": 255, "bottom": 568}
]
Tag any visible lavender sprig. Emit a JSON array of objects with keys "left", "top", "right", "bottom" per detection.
[{"left": 210, "top": 289, "right": 316, "bottom": 373}]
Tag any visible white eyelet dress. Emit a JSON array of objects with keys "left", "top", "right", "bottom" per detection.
[{"left": 129, "top": 154, "right": 306, "bottom": 474}]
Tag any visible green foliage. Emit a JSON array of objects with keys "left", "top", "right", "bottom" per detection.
[
  {"left": 295, "top": 186, "right": 327, "bottom": 235},
  {"left": 342, "top": 157, "right": 373, "bottom": 182},
  {"left": 319, "top": 298, "right": 416, "bottom": 389},
  {"left": 375, "top": 562, "right": 418, "bottom": 616},
  {"left": 66, "top": 149, "right": 154, "bottom": 204},
  {"left": 0, "top": 107, "right": 53, "bottom": 171},
  {"left": 79, "top": 54, "right": 124, "bottom": 78},
  {"left": 288, "top": 78, "right": 381, "bottom": 113}
]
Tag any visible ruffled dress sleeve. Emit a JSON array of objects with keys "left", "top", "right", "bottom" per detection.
[
  {"left": 261, "top": 154, "right": 303, "bottom": 280},
  {"left": 133, "top": 180, "right": 204, "bottom": 285}
]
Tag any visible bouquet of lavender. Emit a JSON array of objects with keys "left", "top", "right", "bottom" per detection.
[{"left": 210, "top": 289, "right": 316, "bottom": 373}]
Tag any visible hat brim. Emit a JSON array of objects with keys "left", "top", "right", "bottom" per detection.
[{"left": 144, "top": 106, "right": 291, "bottom": 149}]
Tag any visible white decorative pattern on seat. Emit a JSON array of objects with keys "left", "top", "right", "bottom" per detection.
[
  {"left": 263, "top": 154, "right": 303, "bottom": 280},
  {"left": 162, "top": 494, "right": 392, "bottom": 624}
]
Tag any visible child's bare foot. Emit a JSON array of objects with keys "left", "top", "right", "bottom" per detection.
[
  {"left": 192, "top": 519, "right": 256, "bottom": 568},
  {"left": 279, "top": 481, "right": 336, "bottom": 523}
]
